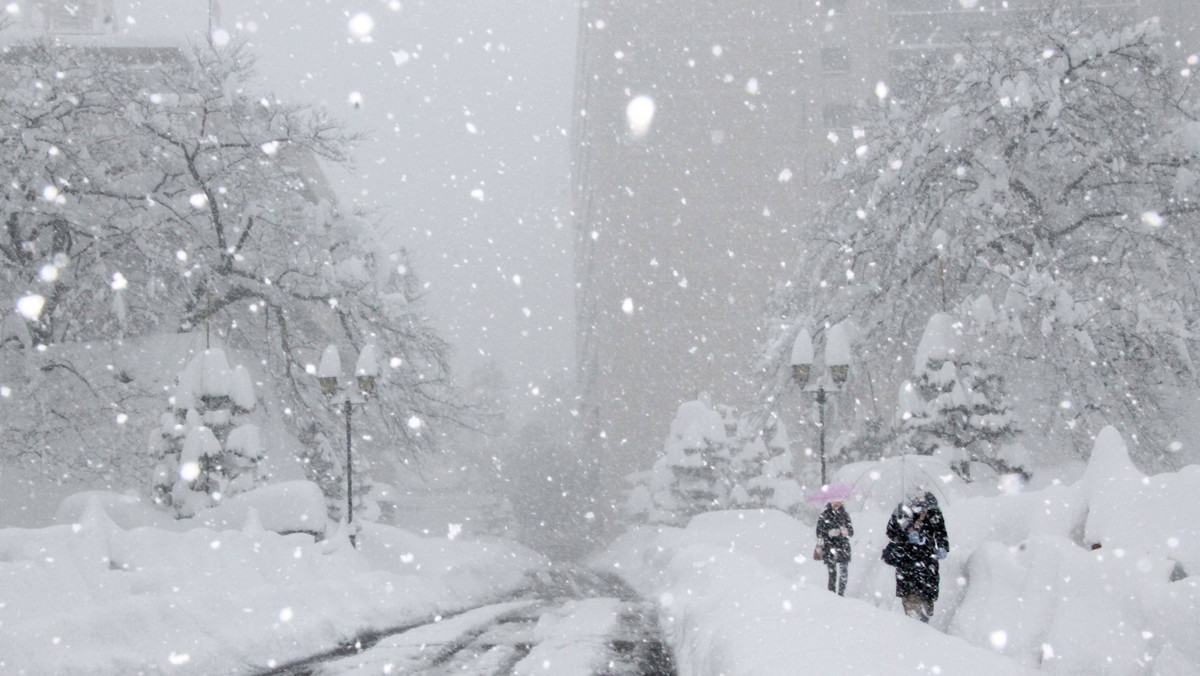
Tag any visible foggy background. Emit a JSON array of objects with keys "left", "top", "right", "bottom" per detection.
[{"left": 226, "top": 0, "right": 580, "bottom": 416}]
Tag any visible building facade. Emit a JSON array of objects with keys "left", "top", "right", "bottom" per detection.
[
  {"left": 3, "top": 0, "right": 212, "bottom": 43},
  {"left": 571, "top": 0, "right": 1197, "bottom": 480}
]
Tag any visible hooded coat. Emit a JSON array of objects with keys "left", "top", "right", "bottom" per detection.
[{"left": 885, "top": 492, "right": 949, "bottom": 601}]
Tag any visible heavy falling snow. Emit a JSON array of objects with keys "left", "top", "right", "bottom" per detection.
[{"left": 1, "top": 1, "right": 1199, "bottom": 675}]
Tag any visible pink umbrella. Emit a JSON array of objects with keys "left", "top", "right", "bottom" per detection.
[{"left": 809, "top": 483, "right": 856, "bottom": 504}]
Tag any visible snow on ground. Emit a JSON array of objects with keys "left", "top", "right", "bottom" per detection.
[
  {"left": 592, "top": 426, "right": 1200, "bottom": 675},
  {"left": 0, "top": 484, "right": 548, "bottom": 675},
  {"left": 315, "top": 600, "right": 540, "bottom": 675},
  {"left": 513, "top": 597, "right": 624, "bottom": 676},
  {"left": 1, "top": 425, "right": 1198, "bottom": 674},
  {"left": 595, "top": 510, "right": 1033, "bottom": 676}
]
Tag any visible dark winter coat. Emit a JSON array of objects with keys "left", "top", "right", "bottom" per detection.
[
  {"left": 817, "top": 503, "right": 854, "bottom": 564},
  {"left": 885, "top": 493, "right": 949, "bottom": 601}
]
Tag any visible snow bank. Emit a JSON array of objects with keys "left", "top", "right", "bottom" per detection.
[
  {"left": 55, "top": 490, "right": 177, "bottom": 530},
  {"left": 948, "top": 427, "right": 1200, "bottom": 673},
  {"left": 57, "top": 481, "right": 330, "bottom": 536},
  {"left": 595, "top": 510, "right": 1032, "bottom": 675},
  {"left": 1082, "top": 427, "right": 1200, "bottom": 570},
  {"left": 188, "top": 480, "right": 329, "bottom": 535},
  {"left": 0, "top": 495, "right": 548, "bottom": 674},
  {"left": 951, "top": 536, "right": 1186, "bottom": 672},
  {"left": 598, "top": 426, "right": 1200, "bottom": 674}
]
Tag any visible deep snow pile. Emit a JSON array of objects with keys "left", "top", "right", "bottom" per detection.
[
  {"left": 596, "top": 512, "right": 1032, "bottom": 675},
  {"left": 595, "top": 426, "right": 1200, "bottom": 675},
  {"left": 2, "top": 424, "right": 1197, "bottom": 674},
  {"left": 0, "top": 484, "right": 548, "bottom": 674}
]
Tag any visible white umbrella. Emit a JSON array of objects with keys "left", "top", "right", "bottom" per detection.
[{"left": 844, "top": 455, "right": 961, "bottom": 513}]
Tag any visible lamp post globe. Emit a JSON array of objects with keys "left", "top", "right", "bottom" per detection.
[
  {"left": 317, "top": 345, "right": 341, "bottom": 397},
  {"left": 316, "top": 344, "right": 379, "bottom": 548},
  {"left": 790, "top": 328, "right": 813, "bottom": 389},
  {"left": 790, "top": 323, "right": 852, "bottom": 486},
  {"left": 354, "top": 344, "right": 379, "bottom": 397},
  {"left": 826, "top": 323, "right": 852, "bottom": 387}
]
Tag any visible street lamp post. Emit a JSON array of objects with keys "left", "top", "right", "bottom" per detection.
[
  {"left": 790, "top": 323, "right": 851, "bottom": 485},
  {"left": 318, "top": 344, "right": 379, "bottom": 547}
]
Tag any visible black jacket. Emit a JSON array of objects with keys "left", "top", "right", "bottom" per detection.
[
  {"left": 816, "top": 503, "right": 854, "bottom": 564},
  {"left": 885, "top": 494, "right": 949, "bottom": 600}
]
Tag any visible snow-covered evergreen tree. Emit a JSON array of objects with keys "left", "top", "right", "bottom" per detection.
[
  {"left": 837, "top": 417, "right": 896, "bottom": 466},
  {"left": 899, "top": 314, "right": 1021, "bottom": 480},
  {"left": 728, "top": 432, "right": 767, "bottom": 509},
  {"left": 638, "top": 394, "right": 733, "bottom": 526},
  {"left": 296, "top": 421, "right": 346, "bottom": 520},
  {"left": 901, "top": 314, "right": 966, "bottom": 459},
  {"left": 150, "top": 347, "right": 264, "bottom": 516},
  {"left": 730, "top": 414, "right": 803, "bottom": 514}
]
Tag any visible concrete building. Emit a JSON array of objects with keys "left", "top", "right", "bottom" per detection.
[{"left": 570, "top": 0, "right": 1197, "bottom": 480}]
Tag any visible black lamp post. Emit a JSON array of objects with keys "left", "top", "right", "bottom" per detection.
[
  {"left": 790, "top": 323, "right": 851, "bottom": 485},
  {"left": 317, "top": 344, "right": 379, "bottom": 547}
]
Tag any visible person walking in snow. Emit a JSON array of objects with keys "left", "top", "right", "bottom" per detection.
[
  {"left": 884, "top": 491, "right": 949, "bottom": 622},
  {"left": 816, "top": 500, "right": 854, "bottom": 596}
]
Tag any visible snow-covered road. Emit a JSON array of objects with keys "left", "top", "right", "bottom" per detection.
[{"left": 260, "top": 566, "right": 676, "bottom": 676}]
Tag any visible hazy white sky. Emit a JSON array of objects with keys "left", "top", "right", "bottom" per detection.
[{"left": 224, "top": 0, "right": 580, "bottom": 403}]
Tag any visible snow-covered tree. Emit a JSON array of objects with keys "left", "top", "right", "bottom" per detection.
[
  {"left": 295, "top": 421, "right": 346, "bottom": 521},
  {"left": 756, "top": 10, "right": 1200, "bottom": 470},
  {"left": 150, "top": 347, "right": 264, "bottom": 516},
  {"left": 728, "top": 429, "right": 768, "bottom": 509},
  {"left": 899, "top": 314, "right": 965, "bottom": 459},
  {"left": 0, "top": 38, "right": 468, "bottom": 480},
  {"left": 836, "top": 416, "right": 897, "bottom": 467},
  {"left": 729, "top": 413, "right": 803, "bottom": 514},
  {"left": 898, "top": 314, "right": 1021, "bottom": 480},
  {"left": 634, "top": 394, "right": 733, "bottom": 526}
]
